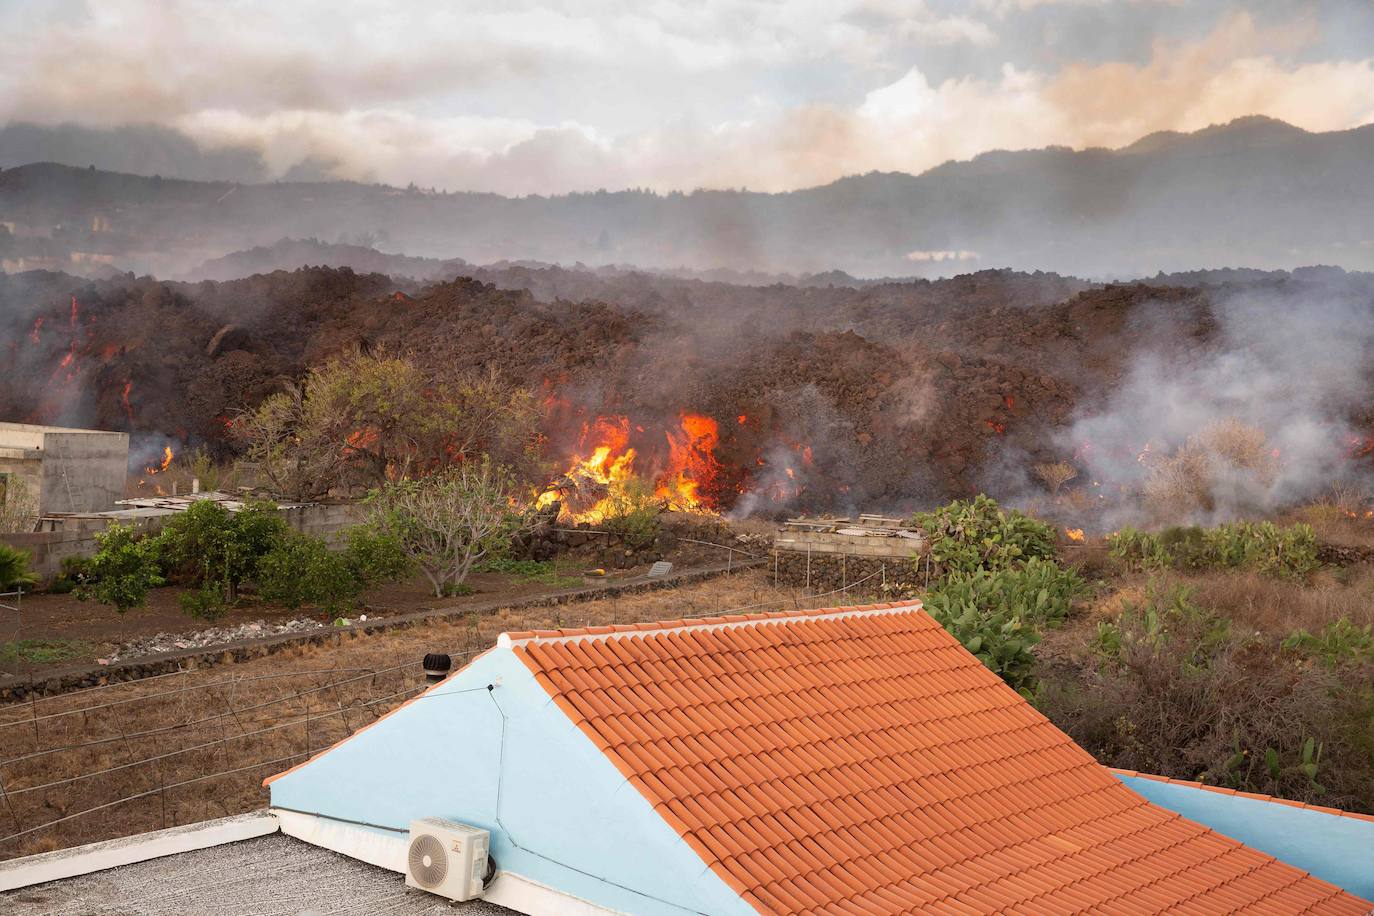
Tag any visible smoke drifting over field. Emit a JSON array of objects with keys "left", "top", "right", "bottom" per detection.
[{"left": 1063, "top": 277, "right": 1374, "bottom": 525}]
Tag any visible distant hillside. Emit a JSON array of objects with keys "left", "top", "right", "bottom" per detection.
[{"left": 3, "top": 117, "right": 1374, "bottom": 278}]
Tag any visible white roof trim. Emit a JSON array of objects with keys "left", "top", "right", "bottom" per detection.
[
  {"left": 502, "top": 601, "right": 925, "bottom": 648},
  {"left": 0, "top": 812, "right": 278, "bottom": 892}
]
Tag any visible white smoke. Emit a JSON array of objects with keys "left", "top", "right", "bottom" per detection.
[{"left": 1060, "top": 273, "right": 1374, "bottom": 524}]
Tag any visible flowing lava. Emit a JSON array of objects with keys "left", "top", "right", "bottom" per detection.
[{"left": 538, "top": 413, "right": 722, "bottom": 522}]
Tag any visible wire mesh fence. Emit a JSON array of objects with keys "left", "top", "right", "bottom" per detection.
[{"left": 0, "top": 566, "right": 889, "bottom": 859}]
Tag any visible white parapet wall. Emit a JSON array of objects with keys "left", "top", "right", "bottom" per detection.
[{"left": 0, "top": 812, "right": 279, "bottom": 892}]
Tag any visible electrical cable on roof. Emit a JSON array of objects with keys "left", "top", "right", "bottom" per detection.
[{"left": 486, "top": 688, "right": 715, "bottom": 916}]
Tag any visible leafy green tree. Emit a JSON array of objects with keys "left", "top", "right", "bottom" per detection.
[
  {"left": 237, "top": 351, "right": 541, "bottom": 499},
  {"left": 75, "top": 524, "right": 164, "bottom": 613},
  {"left": 367, "top": 460, "right": 526, "bottom": 597},
  {"left": 157, "top": 499, "right": 288, "bottom": 618}
]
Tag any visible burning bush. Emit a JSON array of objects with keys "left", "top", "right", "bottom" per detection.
[{"left": 237, "top": 351, "right": 541, "bottom": 500}]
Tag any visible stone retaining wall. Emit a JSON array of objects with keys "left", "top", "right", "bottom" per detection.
[{"left": 770, "top": 549, "right": 926, "bottom": 595}]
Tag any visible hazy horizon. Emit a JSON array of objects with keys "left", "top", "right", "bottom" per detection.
[{"left": 3, "top": 2, "right": 1374, "bottom": 195}]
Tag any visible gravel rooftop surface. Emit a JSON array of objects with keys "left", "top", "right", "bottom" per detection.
[{"left": 2, "top": 833, "right": 518, "bottom": 916}]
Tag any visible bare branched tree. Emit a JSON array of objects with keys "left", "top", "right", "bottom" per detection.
[
  {"left": 1033, "top": 462, "right": 1078, "bottom": 496},
  {"left": 366, "top": 460, "right": 528, "bottom": 597}
]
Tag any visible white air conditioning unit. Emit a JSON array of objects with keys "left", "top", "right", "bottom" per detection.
[{"left": 405, "top": 817, "right": 491, "bottom": 902}]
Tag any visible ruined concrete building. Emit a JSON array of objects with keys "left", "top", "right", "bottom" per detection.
[{"left": 0, "top": 422, "right": 128, "bottom": 518}]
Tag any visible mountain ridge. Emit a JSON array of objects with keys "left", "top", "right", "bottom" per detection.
[{"left": 3, "top": 116, "right": 1373, "bottom": 278}]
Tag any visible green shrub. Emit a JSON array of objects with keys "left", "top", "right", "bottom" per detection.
[
  {"left": 1283, "top": 619, "right": 1374, "bottom": 666},
  {"left": 156, "top": 499, "right": 289, "bottom": 619},
  {"left": 599, "top": 478, "right": 661, "bottom": 549},
  {"left": 922, "top": 560, "right": 1084, "bottom": 694},
  {"left": 1107, "top": 527, "right": 1173, "bottom": 571},
  {"left": 0, "top": 543, "right": 38, "bottom": 592},
  {"left": 75, "top": 523, "right": 165, "bottom": 613},
  {"left": 1092, "top": 584, "right": 1230, "bottom": 667},
  {"left": 257, "top": 532, "right": 362, "bottom": 614},
  {"left": 1039, "top": 583, "right": 1374, "bottom": 807},
  {"left": 1207, "top": 521, "right": 1318, "bottom": 578},
  {"left": 928, "top": 559, "right": 1085, "bottom": 629},
  {"left": 1108, "top": 521, "right": 1319, "bottom": 579},
  {"left": 923, "top": 591, "right": 1041, "bottom": 696},
  {"left": 912, "top": 494, "right": 1056, "bottom": 576},
  {"left": 342, "top": 525, "right": 412, "bottom": 587}
]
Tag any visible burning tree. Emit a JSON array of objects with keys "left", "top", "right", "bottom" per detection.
[{"left": 365, "top": 460, "right": 527, "bottom": 598}]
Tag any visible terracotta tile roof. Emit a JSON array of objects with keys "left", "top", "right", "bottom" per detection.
[
  {"left": 1111, "top": 768, "right": 1374, "bottom": 823},
  {"left": 509, "top": 601, "right": 1370, "bottom": 915}
]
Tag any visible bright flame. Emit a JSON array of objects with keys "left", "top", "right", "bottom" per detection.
[
  {"left": 145, "top": 446, "right": 174, "bottom": 475},
  {"left": 1065, "top": 528, "right": 1085, "bottom": 543},
  {"left": 539, "top": 413, "right": 721, "bottom": 522},
  {"left": 655, "top": 413, "right": 720, "bottom": 510}
]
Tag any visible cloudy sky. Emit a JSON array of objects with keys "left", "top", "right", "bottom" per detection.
[{"left": 2, "top": 0, "right": 1373, "bottom": 194}]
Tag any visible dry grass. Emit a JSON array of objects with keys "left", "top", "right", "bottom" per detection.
[
  {"left": 1177, "top": 566, "right": 1374, "bottom": 634},
  {"left": 1082, "top": 567, "right": 1374, "bottom": 636},
  {"left": 0, "top": 568, "right": 862, "bottom": 862},
  {"left": 1290, "top": 502, "right": 1374, "bottom": 548},
  {"left": 0, "top": 570, "right": 870, "bottom": 860}
]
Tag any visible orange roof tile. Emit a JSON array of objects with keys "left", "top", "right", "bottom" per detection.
[{"left": 509, "top": 602, "right": 1370, "bottom": 915}]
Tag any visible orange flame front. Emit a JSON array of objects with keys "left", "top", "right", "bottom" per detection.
[
  {"left": 539, "top": 413, "right": 721, "bottom": 522},
  {"left": 1065, "top": 528, "right": 1085, "bottom": 543}
]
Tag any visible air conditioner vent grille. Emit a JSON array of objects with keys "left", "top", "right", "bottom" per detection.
[{"left": 408, "top": 833, "right": 448, "bottom": 888}]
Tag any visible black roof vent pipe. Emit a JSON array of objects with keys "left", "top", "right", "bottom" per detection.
[{"left": 423, "top": 653, "right": 452, "bottom": 683}]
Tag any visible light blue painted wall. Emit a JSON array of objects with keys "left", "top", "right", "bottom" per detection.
[
  {"left": 1116, "top": 774, "right": 1374, "bottom": 900},
  {"left": 269, "top": 647, "right": 754, "bottom": 916}
]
